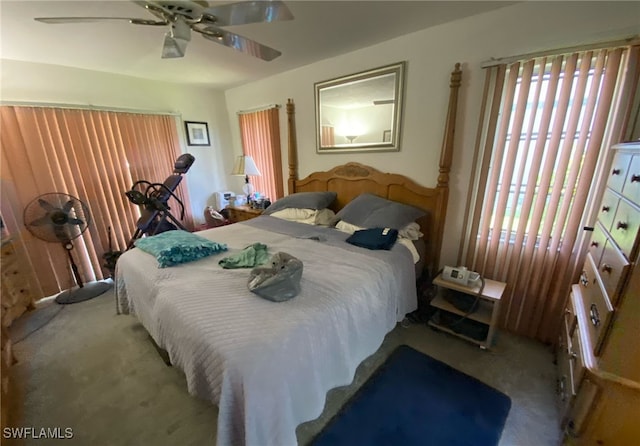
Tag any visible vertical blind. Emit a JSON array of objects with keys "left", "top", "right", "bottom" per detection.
[
  {"left": 0, "top": 106, "right": 192, "bottom": 298},
  {"left": 462, "top": 46, "right": 638, "bottom": 343},
  {"left": 238, "top": 107, "right": 284, "bottom": 201}
]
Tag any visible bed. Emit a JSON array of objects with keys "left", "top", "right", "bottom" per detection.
[{"left": 116, "top": 63, "right": 462, "bottom": 446}]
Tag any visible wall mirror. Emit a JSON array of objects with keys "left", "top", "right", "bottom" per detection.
[{"left": 315, "top": 61, "right": 406, "bottom": 153}]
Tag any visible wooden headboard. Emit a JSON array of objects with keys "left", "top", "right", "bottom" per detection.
[{"left": 284, "top": 63, "right": 462, "bottom": 277}]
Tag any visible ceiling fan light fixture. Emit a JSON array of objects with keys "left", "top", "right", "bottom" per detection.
[
  {"left": 162, "top": 33, "right": 188, "bottom": 58},
  {"left": 162, "top": 18, "right": 191, "bottom": 59}
]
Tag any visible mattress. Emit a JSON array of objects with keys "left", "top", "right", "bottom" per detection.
[{"left": 116, "top": 216, "right": 417, "bottom": 446}]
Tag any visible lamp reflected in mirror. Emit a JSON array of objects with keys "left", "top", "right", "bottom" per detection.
[{"left": 345, "top": 135, "right": 358, "bottom": 144}]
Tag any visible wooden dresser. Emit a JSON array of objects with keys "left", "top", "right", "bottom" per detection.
[
  {"left": 226, "top": 205, "right": 263, "bottom": 223},
  {"left": 1, "top": 237, "right": 36, "bottom": 326},
  {"left": 556, "top": 141, "right": 640, "bottom": 444},
  {"left": 1, "top": 236, "right": 37, "bottom": 432}
]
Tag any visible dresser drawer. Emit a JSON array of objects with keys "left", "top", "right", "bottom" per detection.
[
  {"left": 578, "top": 254, "right": 614, "bottom": 354},
  {"left": 622, "top": 154, "right": 640, "bottom": 204},
  {"left": 556, "top": 319, "right": 575, "bottom": 415},
  {"left": 608, "top": 152, "right": 633, "bottom": 193},
  {"left": 587, "top": 222, "right": 607, "bottom": 267},
  {"left": 597, "top": 190, "right": 620, "bottom": 233},
  {"left": 564, "top": 293, "right": 578, "bottom": 338},
  {"left": 598, "top": 239, "right": 631, "bottom": 305},
  {"left": 569, "top": 321, "right": 585, "bottom": 390},
  {"left": 610, "top": 199, "right": 640, "bottom": 259}
]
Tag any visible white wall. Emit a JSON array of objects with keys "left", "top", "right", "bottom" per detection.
[
  {"left": 224, "top": 1, "right": 640, "bottom": 268},
  {"left": 0, "top": 59, "right": 234, "bottom": 224},
  {"left": 2, "top": 2, "right": 638, "bottom": 260}
]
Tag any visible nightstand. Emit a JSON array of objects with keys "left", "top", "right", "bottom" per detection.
[
  {"left": 226, "top": 205, "right": 263, "bottom": 223},
  {"left": 429, "top": 274, "right": 505, "bottom": 349}
]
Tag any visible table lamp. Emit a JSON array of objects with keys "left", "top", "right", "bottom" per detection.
[{"left": 232, "top": 155, "right": 261, "bottom": 200}]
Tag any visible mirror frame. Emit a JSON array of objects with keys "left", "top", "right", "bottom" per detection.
[{"left": 314, "top": 61, "right": 406, "bottom": 154}]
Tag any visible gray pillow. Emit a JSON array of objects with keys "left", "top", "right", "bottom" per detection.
[
  {"left": 336, "top": 193, "right": 425, "bottom": 230},
  {"left": 263, "top": 191, "right": 337, "bottom": 215}
]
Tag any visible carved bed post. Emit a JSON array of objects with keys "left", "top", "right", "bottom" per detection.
[
  {"left": 438, "top": 63, "right": 461, "bottom": 189},
  {"left": 286, "top": 98, "right": 298, "bottom": 194},
  {"left": 432, "top": 63, "right": 462, "bottom": 273}
]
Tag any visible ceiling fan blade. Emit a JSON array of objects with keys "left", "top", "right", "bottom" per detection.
[
  {"left": 35, "top": 17, "right": 144, "bottom": 24},
  {"left": 203, "top": 1, "right": 293, "bottom": 27},
  {"left": 199, "top": 27, "right": 281, "bottom": 61}
]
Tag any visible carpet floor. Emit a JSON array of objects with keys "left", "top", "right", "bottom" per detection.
[{"left": 7, "top": 289, "right": 561, "bottom": 446}]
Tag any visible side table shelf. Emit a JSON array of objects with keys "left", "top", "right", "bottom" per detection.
[{"left": 429, "top": 274, "right": 506, "bottom": 349}]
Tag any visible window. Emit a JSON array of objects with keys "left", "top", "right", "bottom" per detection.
[
  {"left": 461, "top": 44, "right": 638, "bottom": 342},
  {"left": 237, "top": 106, "right": 284, "bottom": 202},
  {"left": 0, "top": 106, "right": 192, "bottom": 297}
]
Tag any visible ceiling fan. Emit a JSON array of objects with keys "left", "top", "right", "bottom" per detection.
[{"left": 34, "top": 0, "right": 293, "bottom": 60}]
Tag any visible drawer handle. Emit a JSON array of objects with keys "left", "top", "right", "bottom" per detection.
[
  {"left": 601, "top": 264, "right": 613, "bottom": 274},
  {"left": 570, "top": 350, "right": 578, "bottom": 360},
  {"left": 601, "top": 205, "right": 610, "bottom": 213},
  {"left": 632, "top": 174, "right": 640, "bottom": 183},
  {"left": 590, "top": 241, "right": 599, "bottom": 248},
  {"left": 558, "top": 376, "right": 567, "bottom": 401},
  {"left": 616, "top": 221, "right": 628, "bottom": 230},
  {"left": 580, "top": 270, "right": 590, "bottom": 286},
  {"left": 590, "top": 303, "right": 601, "bottom": 327},
  {"left": 612, "top": 168, "right": 621, "bottom": 176},
  {"left": 580, "top": 270, "right": 589, "bottom": 286}
]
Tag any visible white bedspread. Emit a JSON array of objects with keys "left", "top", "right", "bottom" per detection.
[{"left": 116, "top": 216, "right": 417, "bottom": 446}]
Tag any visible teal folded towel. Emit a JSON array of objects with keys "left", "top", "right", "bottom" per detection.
[
  {"left": 135, "top": 230, "right": 227, "bottom": 268},
  {"left": 219, "top": 243, "right": 269, "bottom": 269}
]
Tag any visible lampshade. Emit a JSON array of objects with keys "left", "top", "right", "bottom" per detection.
[
  {"left": 231, "top": 155, "right": 261, "bottom": 177},
  {"left": 232, "top": 155, "right": 261, "bottom": 200}
]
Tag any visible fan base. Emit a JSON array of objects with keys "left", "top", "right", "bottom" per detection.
[{"left": 55, "top": 280, "right": 112, "bottom": 305}]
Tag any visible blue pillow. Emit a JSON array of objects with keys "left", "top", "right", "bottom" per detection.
[
  {"left": 336, "top": 193, "right": 425, "bottom": 230},
  {"left": 134, "top": 230, "right": 227, "bottom": 268}
]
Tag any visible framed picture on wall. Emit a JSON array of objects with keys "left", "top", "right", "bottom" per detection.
[{"left": 184, "top": 121, "right": 210, "bottom": 146}]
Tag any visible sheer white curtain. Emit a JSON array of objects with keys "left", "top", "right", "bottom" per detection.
[{"left": 460, "top": 45, "right": 639, "bottom": 342}]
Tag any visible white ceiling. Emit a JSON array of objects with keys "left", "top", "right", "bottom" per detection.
[{"left": 0, "top": 1, "right": 512, "bottom": 89}]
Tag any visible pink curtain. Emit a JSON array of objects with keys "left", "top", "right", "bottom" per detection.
[
  {"left": 0, "top": 106, "right": 193, "bottom": 298},
  {"left": 321, "top": 125, "right": 335, "bottom": 146},
  {"left": 462, "top": 46, "right": 638, "bottom": 343},
  {"left": 238, "top": 107, "right": 284, "bottom": 201}
]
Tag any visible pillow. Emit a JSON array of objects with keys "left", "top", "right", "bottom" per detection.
[
  {"left": 335, "top": 220, "right": 363, "bottom": 234},
  {"left": 398, "top": 222, "right": 423, "bottom": 241},
  {"left": 336, "top": 193, "right": 425, "bottom": 230},
  {"left": 135, "top": 230, "right": 227, "bottom": 268},
  {"left": 270, "top": 208, "right": 337, "bottom": 226},
  {"left": 263, "top": 191, "right": 337, "bottom": 215}
]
